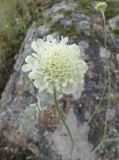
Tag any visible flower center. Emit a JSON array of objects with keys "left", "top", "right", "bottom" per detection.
[{"left": 41, "top": 51, "right": 71, "bottom": 81}]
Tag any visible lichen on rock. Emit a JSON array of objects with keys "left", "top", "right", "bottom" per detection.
[{"left": 0, "top": 1, "right": 119, "bottom": 160}]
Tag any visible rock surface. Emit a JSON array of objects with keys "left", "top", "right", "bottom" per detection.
[{"left": 0, "top": 1, "right": 119, "bottom": 160}]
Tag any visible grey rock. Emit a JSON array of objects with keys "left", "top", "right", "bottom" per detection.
[
  {"left": 48, "top": 112, "right": 96, "bottom": 160},
  {"left": 78, "top": 41, "right": 89, "bottom": 59},
  {"left": 0, "top": 1, "right": 119, "bottom": 160},
  {"left": 108, "top": 15, "right": 119, "bottom": 30},
  {"left": 43, "top": 1, "right": 75, "bottom": 17},
  {"left": 116, "top": 53, "right": 119, "bottom": 63},
  {"left": 84, "top": 111, "right": 91, "bottom": 121},
  {"left": 100, "top": 47, "right": 110, "bottom": 60},
  {"left": 75, "top": 13, "right": 92, "bottom": 35},
  {"left": 106, "top": 108, "right": 116, "bottom": 121}
]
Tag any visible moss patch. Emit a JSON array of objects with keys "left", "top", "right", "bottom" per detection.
[
  {"left": 75, "top": 0, "right": 94, "bottom": 15},
  {"left": 112, "top": 28, "right": 119, "bottom": 39},
  {"left": 105, "top": 1, "right": 119, "bottom": 20},
  {"left": 49, "top": 20, "right": 80, "bottom": 39}
]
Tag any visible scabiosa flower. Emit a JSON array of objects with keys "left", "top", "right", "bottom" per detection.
[
  {"left": 22, "top": 35, "right": 88, "bottom": 96},
  {"left": 95, "top": 2, "right": 107, "bottom": 12}
]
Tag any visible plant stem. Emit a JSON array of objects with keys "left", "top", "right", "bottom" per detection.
[
  {"left": 101, "top": 11, "right": 111, "bottom": 101},
  {"left": 53, "top": 86, "right": 74, "bottom": 160},
  {"left": 101, "top": 10, "right": 111, "bottom": 141},
  {"left": 104, "top": 137, "right": 119, "bottom": 143},
  {"left": 86, "top": 12, "right": 108, "bottom": 125},
  {"left": 87, "top": 9, "right": 112, "bottom": 160},
  {"left": 86, "top": 141, "right": 103, "bottom": 160},
  {"left": 87, "top": 86, "right": 106, "bottom": 125}
]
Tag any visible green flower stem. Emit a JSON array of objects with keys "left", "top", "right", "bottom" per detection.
[
  {"left": 86, "top": 142, "right": 103, "bottom": 160},
  {"left": 104, "top": 137, "right": 119, "bottom": 143},
  {"left": 53, "top": 86, "right": 74, "bottom": 160},
  {"left": 87, "top": 7, "right": 112, "bottom": 160},
  {"left": 87, "top": 10, "right": 111, "bottom": 132},
  {"left": 101, "top": 10, "right": 111, "bottom": 141},
  {"left": 87, "top": 86, "right": 106, "bottom": 125},
  {"left": 101, "top": 11, "right": 111, "bottom": 99},
  {"left": 89, "top": 10, "right": 112, "bottom": 158},
  {"left": 86, "top": 11, "right": 109, "bottom": 127},
  {"left": 86, "top": 137, "right": 119, "bottom": 160}
]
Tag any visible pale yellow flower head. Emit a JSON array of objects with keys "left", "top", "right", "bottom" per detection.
[
  {"left": 22, "top": 35, "right": 88, "bottom": 95},
  {"left": 95, "top": 2, "right": 107, "bottom": 12}
]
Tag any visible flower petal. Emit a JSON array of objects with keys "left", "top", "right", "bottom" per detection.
[
  {"left": 62, "top": 82, "right": 74, "bottom": 94},
  {"left": 69, "top": 44, "right": 80, "bottom": 57},
  {"left": 22, "top": 64, "right": 32, "bottom": 72},
  {"left": 78, "top": 60, "right": 88, "bottom": 73},
  {"left": 28, "top": 71, "right": 40, "bottom": 79},
  {"left": 32, "top": 53, "right": 38, "bottom": 58},
  {"left": 46, "top": 35, "right": 56, "bottom": 43},
  {"left": 25, "top": 55, "right": 36, "bottom": 64},
  {"left": 31, "top": 41, "right": 39, "bottom": 53},
  {"left": 60, "top": 37, "right": 68, "bottom": 44},
  {"left": 34, "top": 79, "right": 48, "bottom": 91},
  {"left": 36, "top": 38, "right": 44, "bottom": 47}
]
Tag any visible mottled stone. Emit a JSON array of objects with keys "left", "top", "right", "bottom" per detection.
[
  {"left": 0, "top": 1, "right": 119, "bottom": 160},
  {"left": 108, "top": 15, "right": 119, "bottom": 30},
  {"left": 100, "top": 47, "right": 110, "bottom": 60},
  {"left": 116, "top": 53, "right": 119, "bottom": 63},
  {"left": 106, "top": 108, "right": 116, "bottom": 121},
  {"left": 43, "top": 1, "right": 75, "bottom": 17}
]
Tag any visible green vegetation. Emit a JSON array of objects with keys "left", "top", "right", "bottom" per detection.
[
  {"left": 113, "top": 28, "right": 119, "bottom": 39},
  {"left": 0, "top": 0, "right": 36, "bottom": 95},
  {"left": 75, "top": 0, "right": 94, "bottom": 14},
  {"left": 0, "top": 0, "right": 28, "bottom": 34},
  {"left": 0, "top": 0, "right": 60, "bottom": 96},
  {"left": 105, "top": 1, "right": 119, "bottom": 20}
]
